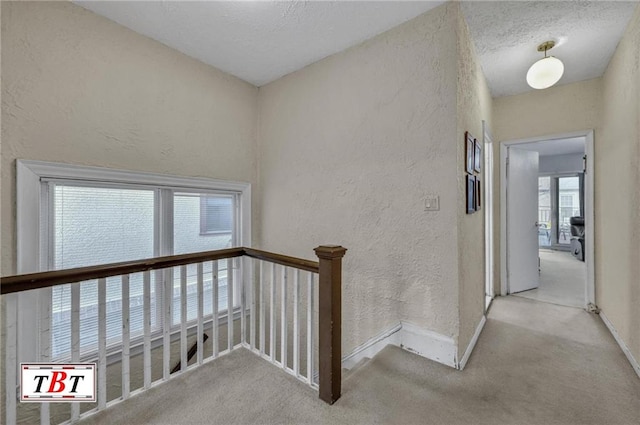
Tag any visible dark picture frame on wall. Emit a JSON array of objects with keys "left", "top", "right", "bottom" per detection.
[
  {"left": 475, "top": 177, "right": 481, "bottom": 211},
  {"left": 466, "top": 175, "right": 476, "bottom": 214},
  {"left": 474, "top": 139, "right": 482, "bottom": 172},
  {"left": 465, "top": 132, "right": 475, "bottom": 174}
]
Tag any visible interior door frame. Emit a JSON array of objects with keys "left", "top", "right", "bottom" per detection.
[
  {"left": 500, "top": 130, "right": 595, "bottom": 308},
  {"left": 483, "top": 121, "right": 495, "bottom": 312}
]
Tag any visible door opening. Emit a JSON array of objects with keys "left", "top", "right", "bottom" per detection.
[{"left": 500, "top": 131, "right": 595, "bottom": 310}]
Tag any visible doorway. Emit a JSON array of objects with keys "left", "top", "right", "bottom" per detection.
[{"left": 500, "top": 131, "right": 594, "bottom": 309}]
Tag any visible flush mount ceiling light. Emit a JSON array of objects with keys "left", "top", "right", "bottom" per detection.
[{"left": 526, "top": 41, "right": 564, "bottom": 90}]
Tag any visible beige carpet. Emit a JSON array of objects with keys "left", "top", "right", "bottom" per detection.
[
  {"left": 79, "top": 296, "right": 640, "bottom": 425},
  {"left": 514, "top": 249, "right": 586, "bottom": 308}
]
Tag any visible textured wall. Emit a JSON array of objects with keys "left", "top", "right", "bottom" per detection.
[
  {"left": 455, "top": 6, "right": 492, "bottom": 358},
  {"left": 258, "top": 2, "right": 460, "bottom": 354},
  {"left": 597, "top": 4, "right": 640, "bottom": 362},
  {"left": 1, "top": 1, "right": 259, "bottom": 275},
  {"left": 493, "top": 79, "right": 602, "bottom": 143},
  {"left": 1, "top": 2, "right": 258, "bottom": 422},
  {"left": 492, "top": 79, "right": 602, "bottom": 295}
]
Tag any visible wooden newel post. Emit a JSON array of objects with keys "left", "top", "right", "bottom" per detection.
[{"left": 314, "top": 245, "right": 347, "bottom": 405}]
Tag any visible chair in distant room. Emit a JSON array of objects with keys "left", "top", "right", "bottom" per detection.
[{"left": 570, "top": 216, "right": 585, "bottom": 261}]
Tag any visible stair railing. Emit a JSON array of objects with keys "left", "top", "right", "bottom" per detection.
[{"left": 2, "top": 245, "right": 346, "bottom": 425}]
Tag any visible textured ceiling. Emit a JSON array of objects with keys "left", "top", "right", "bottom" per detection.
[
  {"left": 75, "top": 1, "right": 638, "bottom": 95},
  {"left": 461, "top": 1, "right": 638, "bottom": 97},
  {"left": 75, "top": 1, "right": 445, "bottom": 87}
]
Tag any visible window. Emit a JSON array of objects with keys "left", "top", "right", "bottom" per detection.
[
  {"left": 538, "top": 176, "right": 551, "bottom": 247},
  {"left": 17, "top": 161, "right": 251, "bottom": 361},
  {"left": 200, "top": 195, "right": 233, "bottom": 234},
  {"left": 560, "top": 195, "right": 573, "bottom": 208},
  {"left": 558, "top": 177, "right": 580, "bottom": 245},
  {"left": 50, "top": 184, "right": 156, "bottom": 358}
]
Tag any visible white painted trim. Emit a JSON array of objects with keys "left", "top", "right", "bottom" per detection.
[
  {"left": 15, "top": 161, "right": 42, "bottom": 364},
  {"left": 457, "top": 315, "right": 486, "bottom": 370},
  {"left": 499, "top": 143, "right": 508, "bottom": 296},
  {"left": 341, "top": 322, "right": 458, "bottom": 370},
  {"left": 483, "top": 120, "right": 495, "bottom": 308},
  {"left": 17, "top": 159, "right": 250, "bottom": 192},
  {"left": 584, "top": 131, "right": 595, "bottom": 305},
  {"left": 600, "top": 312, "right": 640, "bottom": 379},
  {"left": 499, "top": 130, "right": 595, "bottom": 307},
  {"left": 400, "top": 321, "right": 457, "bottom": 368},
  {"left": 341, "top": 323, "right": 402, "bottom": 369}
]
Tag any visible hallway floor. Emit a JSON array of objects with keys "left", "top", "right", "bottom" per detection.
[
  {"left": 80, "top": 297, "right": 640, "bottom": 425},
  {"left": 514, "top": 249, "right": 586, "bottom": 308}
]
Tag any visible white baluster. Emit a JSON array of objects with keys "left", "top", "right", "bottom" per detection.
[
  {"left": 180, "top": 265, "right": 188, "bottom": 372},
  {"left": 98, "top": 278, "right": 107, "bottom": 409},
  {"left": 293, "top": 270, "right": 300, "bottom": 377},
  {"left": 240, "top": 257, "right": 246, "bottom": 346},
  {"left": 250, "top": 257, "right": 256, "bottom": 351},
  {"left": 259, "top": 261, "right": 265, "bottom": 356},
  {"left": 163, "top": 268, "right": 172, "bottom": 380},
  {"left": 143, "top": 271, "right": 152, "bottom": 389},
  {"left": 180, "top": 266, "right": 187, "bottom": 372},
  {"left": 40, "top": 287, "right": 52, "bottom": 425},
  {"left": 227, "top": 258, "right": 234, "bottom": 350},
  {"left": 307, "top": 273, "right": 314, "bottom": 386},
  {"left": 197, "top": 263, "right": 204, "bottom": 366},
  {"left": 281, "top": 266, "right": 287, "bottom": 369},
  {"left": 212, "top": 260, "right": 219, "bottom": 358},
  {"left": 69, "top": 285, "right": 79, "bottom": 419},
  {"left": 270, "top": 262, "right": 276, "bottom": 361},
  {"left": 5, "top": 293, "right": 18, "bottom": 425},
  {"left": 121, "top": 275, "right": 130, "bottom": 399}
]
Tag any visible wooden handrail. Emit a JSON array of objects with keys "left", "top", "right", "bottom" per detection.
[
  {"left": 1, "top": 243, "right": 346, "bottom": 406},
  {"left": 0, "top": 247, "right": 319, "bottom": 295},
  {"left": 243, "top": 247, "right": 319, "bottom": 273}
]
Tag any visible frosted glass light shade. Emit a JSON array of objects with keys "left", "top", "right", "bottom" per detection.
[{"left": 526, "top": 56, "right": 564, "bottom": 89}]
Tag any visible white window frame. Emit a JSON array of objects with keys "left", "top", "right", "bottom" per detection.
[{"left": 16, "top": 160, "right": 251, "bottom": 363}]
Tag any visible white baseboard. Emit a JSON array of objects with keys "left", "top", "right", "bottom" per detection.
[
  {"left": 399, "top": 321, "right": 457, "bottom": 368},
  {"left": 457, "top": 315, "right": 486, "bottom": 370},
  {"left": 342, "top": 323, "right": 402, "bottom": 369},
  {"left": 600, "top": 311, "right": 640, "bottom": 379},
  {"left": 341, "top": 321, "right": 457, "bottom": 370}
]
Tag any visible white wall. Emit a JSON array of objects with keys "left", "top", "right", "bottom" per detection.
[
  {"left": 1, "top": 1, "right": 259, "bottom": 276},
  {"left": 493, "top": 79, "right": 602, "bottom": 143},
  {"left": 258, "top": 2, "right": 460, "bottom": 354},
  {"left": 539, "top": 153, "right": 584, "bottom": 175},
  {"left": 597, "top": 4, "right": 640, "bottom": 364},
  {"left": 455, "top": 6, "right": 493, "bottom": 358}
]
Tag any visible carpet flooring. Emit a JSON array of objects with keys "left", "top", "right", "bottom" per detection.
[
  {"left": 514, "top": 249, "right": 586, "bottom": 308},
  {"left": 79, "top": 296, "right": 640, "bottom": 425}
]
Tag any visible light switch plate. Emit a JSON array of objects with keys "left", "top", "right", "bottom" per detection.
[{"left": 424, "top": 195, "right": 440, "bottom": 211}]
